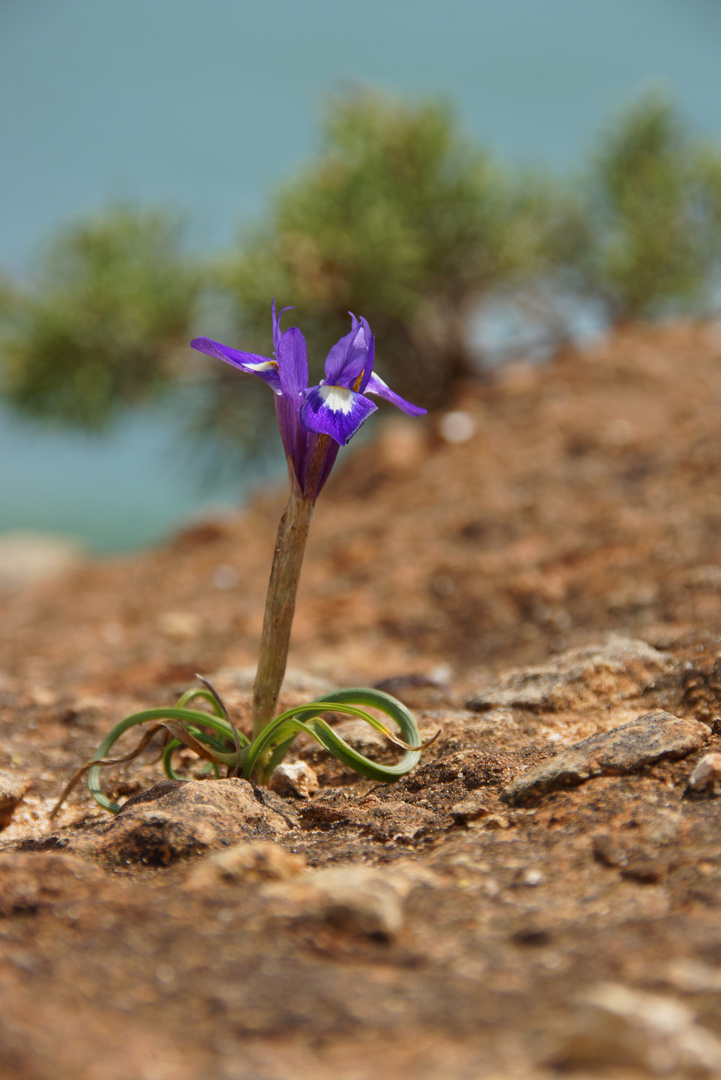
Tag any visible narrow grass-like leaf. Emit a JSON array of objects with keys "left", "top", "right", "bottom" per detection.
[{"left": 75, "top": 685, "right": 422, "bottom": 814}]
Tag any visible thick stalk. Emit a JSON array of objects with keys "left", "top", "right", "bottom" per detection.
[{"left": 251, "top": 488, "right": 314, "bottom": 742}]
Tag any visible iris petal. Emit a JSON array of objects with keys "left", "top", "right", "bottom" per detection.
[
  {"left": 364, "top": 372, "right": 427, "bottom": 416},
  {"left": 301, "top": 384, "right": 377, "bottom": 445},
  {"left": 276, "top": 326, "right": 309, "bottom": 397},
  {"left": 272, "top": 298, "right": 295, "bottom": 355},
  {"left": 191, "top": 337, "right": 281, "bottom": 392},
  {"left": 193, "top": 306, "right": 423, "bottom": 497},
  {"left": 323, "top": 319, "right": 372, "bottom": 388}
]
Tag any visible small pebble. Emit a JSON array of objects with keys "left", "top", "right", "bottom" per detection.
[
  {"left": 451, "top": 798, "right": 489, "bottom": 824},
  {"left": 268, "top": 761, "right": 319, "bottom": 799},
  {"left": 522, "top": 868, "right": 544, "bottom": 886},
  {"left": 263, "top": 866, "right": 404, "bottom": 940},
  {"left": 686, "top": 752, "right": 721, "bottom": 794},
  {"left": 187, "top": 842, "right": 306, "bottom": 888},
  {"left": 483, "top": 814, "right": 511, "bottom": 830}
]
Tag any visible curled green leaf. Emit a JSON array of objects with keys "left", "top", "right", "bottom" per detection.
[{"left": 58, "top": 684, "right": 423, "bottom": 815}]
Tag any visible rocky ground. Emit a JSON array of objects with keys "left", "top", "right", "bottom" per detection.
[{"left": 2, "top": 321, "right": 721, "bottom": 1079}]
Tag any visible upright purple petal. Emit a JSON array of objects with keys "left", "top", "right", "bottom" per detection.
[
  {"left": 191, "top": 337, "right": 281, "bottom": 392},
  {"left": 358, "top": 328, "right": 375, "bottom": 391},
  {"left": 271, "top": 299, "right": 294, "bottom": 356},
  {"left": 364, "top": 372, "right": 427, "bottom": 417},
  {"left": 323, "top": 322, "right": 370, "bottom": 388},
  {"left": 301, "top": 384, "right": 377, "bottom": 445},
  {"left": 349, "top": 313, "right": 373, "bottom": 353},
  {"left": 276, "top": 326, "right": 308, "bottom": 398},
  {"left": 346, "top": 314, "right": 375, "bottom": 391}
]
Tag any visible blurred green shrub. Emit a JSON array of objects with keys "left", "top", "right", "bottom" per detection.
[
  {"left": 577, "top": 94, "right": 721, "bottom": 322},
  {"left": 2, "top": 92, "right": 720, "bottom": 457},
  {"left": 220, "top": 93, "right": 569, "bottom": 409},
  {"left": 0, "top": 205, "right": 200, "bottom": 429}
]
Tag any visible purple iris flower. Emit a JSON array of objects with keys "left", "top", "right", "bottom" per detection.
[{"left": 191, "top": 302, "right": 425, "bottom": 500}]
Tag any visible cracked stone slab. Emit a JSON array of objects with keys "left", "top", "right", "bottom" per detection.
[
  {"left": 467, "top": 636, "right": 676, "bottom": 712},
  {"left": 502, "top": 711, "right": 710, "bottom": 806},
  {"left": 297, "top": 795, "right": 435, "bottom": 841},
  {"left": 70, "top": 778, "right": 295, "bottom": 867}
]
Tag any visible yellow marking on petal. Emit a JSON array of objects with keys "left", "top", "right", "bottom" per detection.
[
  {"left": 352, "top": 369, "right": 365, "bottom": 392},
  {"left": 245, "top": 359, "right": 279, "bottom": 372}
]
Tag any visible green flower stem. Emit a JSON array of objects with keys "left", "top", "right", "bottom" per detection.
[
  {"left": 251, "top": 434, "right": 334, "bottom": 756},
  {"left": 251, "top": 486, "right": 314, "bottom": 743}
]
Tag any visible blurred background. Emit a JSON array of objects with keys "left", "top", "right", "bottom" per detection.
[{"left": 1, "top": 0, "right": 720, "bottom": 553}]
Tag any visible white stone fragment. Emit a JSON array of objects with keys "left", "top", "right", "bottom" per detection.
[
  {"left": 262, "top": 866, "right": 405, "bottom": 939},
  {"left": 268, "top": 760, "right": 319, "bottom": 799},
  {"left": 662, "top": 959, "right": 721, "bottom": 994},
  {"left": 686, "top": 752, "right": 721, "bottom": 793},
  {"left": 555, "top": 982, "right": 721, "bottom": 1075},
  {"left": 186, "top": 842, "right": 306, "bottom": 888}
]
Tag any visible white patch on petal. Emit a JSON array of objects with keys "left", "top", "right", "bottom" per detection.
[
  {"left": 353, "top": 327, "right": 365, "bottom": 349},
  {"left": 319, "top": 384, "right": 354, "bottom": 414},
  {"left": 244, "top": 360, "right": 278, "bottom": 372}
]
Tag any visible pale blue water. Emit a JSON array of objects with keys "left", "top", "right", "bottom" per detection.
[
  {"left": 0, "top": 403, "right": 285, "bottom": 551},
  {"left": 1, "top": 0, "right": 720, "bottom": 550}
]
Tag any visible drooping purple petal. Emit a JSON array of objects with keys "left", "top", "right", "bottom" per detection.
[
  {"left": 300, "top": 384, "right": 377, "bottom": 446},
  {"left": 191, "top": 337, "right": 281, "bottom": 392},
  {"left": 276, "top": 326, "right": 308, "bottom": 398},
  {"left": 364, "top": 372, "right": 427, "bottom": 416}
]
